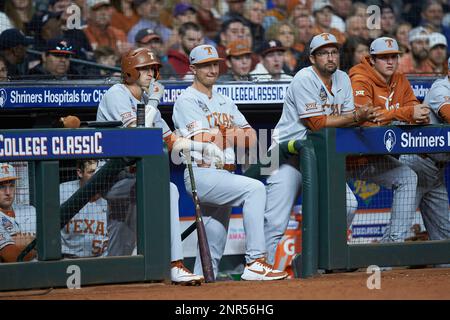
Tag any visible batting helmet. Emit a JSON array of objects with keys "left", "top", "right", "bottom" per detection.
[{"left": 121, "top": 48, "right": 162, "bottom": 84}]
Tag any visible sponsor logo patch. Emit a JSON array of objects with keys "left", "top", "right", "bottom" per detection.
[{"left": 305, "top": 102, "right": 317, "bottom": 111}]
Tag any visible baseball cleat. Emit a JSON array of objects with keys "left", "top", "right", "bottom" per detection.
[
  {"left": 171, "top": 260, "right": 204, "bottom": 286},
  {"left": 241, "top": 258, "right": 289, "bottom": 281}
]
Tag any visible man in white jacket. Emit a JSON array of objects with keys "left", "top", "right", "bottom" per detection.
[{"left": 250, "top": 39, "right": 293, "bottom": 81}]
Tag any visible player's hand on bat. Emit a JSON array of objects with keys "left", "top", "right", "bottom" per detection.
[{"left": 412, "top": 104, "right": 430, "bottom": 124}]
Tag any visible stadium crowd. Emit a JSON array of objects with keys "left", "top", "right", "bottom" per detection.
[{"left": 0, "top": 0, "right": 448, "bottom": 80}]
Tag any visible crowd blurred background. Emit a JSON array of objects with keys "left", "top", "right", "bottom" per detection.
[{"left": 0, "top": 0, "right": 448, "bottom": 81}]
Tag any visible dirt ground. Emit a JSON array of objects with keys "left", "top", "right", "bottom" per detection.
[{"left": 1, "top": 268, "right": 449, "bottom": 300}]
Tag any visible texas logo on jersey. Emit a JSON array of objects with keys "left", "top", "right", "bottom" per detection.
[
  {"left": 206, "top": 112, "right": 234, "bottom": 128},
  {"left": 378, "top": 92, "right": 400, "bottom": 110}
]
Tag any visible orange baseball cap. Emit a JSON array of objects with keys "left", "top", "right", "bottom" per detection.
[{"left": 225, "top": 40, "right": 252, "bottom": 57}]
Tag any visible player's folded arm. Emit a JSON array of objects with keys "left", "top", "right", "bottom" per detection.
[{"left": 0, "top": 243, "right": 35, "bottom": 263}]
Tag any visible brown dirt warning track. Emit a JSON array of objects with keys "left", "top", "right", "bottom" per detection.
[{"left": 1, "top": 267, "right": 449, "bottom": 300}]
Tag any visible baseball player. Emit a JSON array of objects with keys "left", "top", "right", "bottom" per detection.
[
  {"left": 264, "top": 33, "right": 378, "bottom": 266},
  {"left": 172, "top": 44, "right": 288, "bottom": 281},
  {"left": 96, "top": 47, "right": 224, "bottom": 285},
  {"left": 349, "top": 36, "right": 430, "bottom": 242},
  {"left": 399, "top": 57, "right": 450, "bottom": 241},
  {"left": 0, "top": 163, "right": 36, "bottom": 262},
  {"left": 60, "top": 159, "right": 109, "bottom": 258}
]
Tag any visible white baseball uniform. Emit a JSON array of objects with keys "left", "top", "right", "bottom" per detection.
[
  {"left": 60, "top": 180, "right": 109, "bottom": 257},
  {"left": 173, "top": 86, "right": 267, "bottom": 277},
  {"left": 96, "top": 83, "right": 185, "bottom": 261},
  {"left": 0, "top": 211, "right": 21, "bottom": 251},
  {"left": 0, "top": 206, "right": 36, "bottom": 260},
  {"left": 399, "top": 76, "right": 450, "bottom": 241},
  {"left": 265, "top": 66, "right": 359, "bottom": 265}
]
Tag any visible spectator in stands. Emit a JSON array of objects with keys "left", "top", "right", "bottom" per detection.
[
  {"left": 0, "top": 55, "right": 8, "bottom": 81},
  {"left": 292, "top": 14, "right": 314, "bottom": 52},
  {"left": 288, "top": 0, "right": 312, "bottom": 21},
  {"left": 135, "top": 28, "right": 178, "bottom": 79},
  {"left": 27, "top": 11, "right": 62, "bottom": 52},
  {"left": 346, "top": 15, "right": 370, "bottom": 41},
  {"left": 94, "top": 45, "right": 121, "bottom": 76},
  {"left": 3, "top": 0, "right": 33, "bottom": 33},
  {"left": 218, "top": 39, "right": 253, "bottom": 81},
  {"left": 165, "top": 3, "right": 202, "bottom": 53},
  {"left": 49, "top": 0, "right": 94, "bottom": 61},
  {"left": 350, "top": 1, "right": 368, "bottom": 18},
  {"left": 84, "top": 0, "right": 130, "bottom": 56},
  {"left": 194, "top": 0, "right": 221, "bottom": 42},
  {"left": 242, "top": 0, "right": 265, "bottom": 51},
  {"left": 0, "top": 28, "right": 33, "bottom": 78},
  {"left": 311, "top": 0, "right": 346, "bottom": 44},
  {"left": 0, "top": 163, "right": 36, "bottom": 263},
  {"left": 398, "top": 27, "right": 433, "bottom": 74},
  {"left": 340, "top": 36, "right": 370, "bottom": 73},
  {"left": 265, "top": 21, "right": 303, "bottom": 76},
  {"left": 250, "top": 39, "right": 293, "bottom": 81},
  {"left": 0, "top": 11, "right": 14, "bottom": 34},
  {"left": 263, "top": 0, "right": 287, "bottom": 30},
  {"left": 428, "top": 32, "right": 448, "bottom": 75},
  {"left": 395, "top": 22, "right": 412, "bottom": 54},
  {"left": 111, "top": 0, "right": 140, "bottom": 35},
  {"left": 379, "top": 4, "right": 397, "bottom": 38},
  {"left": 128, "top": 0, "right": 172, "bottom": 46},
  {"left": 223, "top": 0, "right": 245, "bottom": 22},
  {"left": 28, "top": 37, "right": 79, "bottom": 79},
  {"left": 168, "top": 22, "right": 203, "bottom": 79},
  {"left": 330, "top": 0, "right": 351, "bottom": 26},
  {"left": 217, "top": 18, "right": 255, "bottom": 75},
  {"left": 420, "top": 0, "right": 450, "bottom": 53}
]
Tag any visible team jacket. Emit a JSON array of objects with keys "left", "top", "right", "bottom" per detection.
[{"left": 349, "top": 56, "right": 419, "bottom": 126}]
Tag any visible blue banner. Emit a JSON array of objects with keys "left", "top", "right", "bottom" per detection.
[
  {"left": 336, "top": 126, "right": 450, "bottom": 154},
  {"left": 0, "top": 128, "right": 163, "bottom": 161},
  {"left": 0, "top": 78, "right": 435, "bottom": 109},
  {"left": 0, "top": 87, "right": 109, "bottom": 109}
]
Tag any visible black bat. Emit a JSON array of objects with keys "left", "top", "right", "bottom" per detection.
[{"left": 186, "top": 161, "right": 215, "bottom": 283}]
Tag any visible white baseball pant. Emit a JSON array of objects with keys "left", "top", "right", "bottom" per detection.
[
  {"left": 347, "top": 155, "right": 419, "bottom": 243},
  {"left": 400, "top": 154, "right": 450, "bottom": 240},
  {"left": 106, "top": 178, "right": 184, "bottom": 261},
  {"left": 183, "top": 167, "right": 267, "bottom": 278},
  {"left": 264, "top": 163, "right": 358, "bottom": 265}
]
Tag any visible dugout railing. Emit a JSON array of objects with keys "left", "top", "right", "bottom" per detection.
[
  {"left": 295, "top": 126, "right": 450, "bottom": 278},
  {"left": 0, "top": 127, "right": 171, "bottom": 291}
]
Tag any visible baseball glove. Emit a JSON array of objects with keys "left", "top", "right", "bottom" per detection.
[{"left": 59, "top": 115, "right": 81, "bottom": 128}]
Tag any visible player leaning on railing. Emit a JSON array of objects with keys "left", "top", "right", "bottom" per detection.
[
  {"left": 96, "top": 47, "right": 225, "bottom": 285},
  {"left": 399, "top": 57, "right": 450, "bottom": 243},
  {"left": 349, "top": 37, "right": 432, "bottom": 243},
  {"left": 258, "top": 33, "right": 378, "bottom": 266}
]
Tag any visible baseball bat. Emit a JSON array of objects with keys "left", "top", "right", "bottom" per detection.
[{"left": 186, "top": 160, "right": 215, "bottom": 283}]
